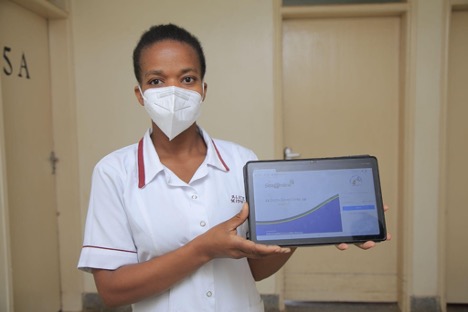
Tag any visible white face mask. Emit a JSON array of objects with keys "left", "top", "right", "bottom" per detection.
[{"left": 139, "top": 85, "right": 203, "bottom": 140}]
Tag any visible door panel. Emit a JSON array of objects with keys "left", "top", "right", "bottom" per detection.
[
  {"left": 282, "top": 16, "right": 399, "bottom": 302},
  {"left": 0, "top": 1, "right": 61, "bottom": 311},
  {"left": 446, "top": 9, "right": 468, "bottom": 304}
]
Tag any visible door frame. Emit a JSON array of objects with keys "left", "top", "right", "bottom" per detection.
[
  {"left": 273, "top": 1, "right": 455, "bottom": 311},
  {"left": 440, "top": 0, "right": 468, "bottom": 307},
  {"left": 0, "top": 73, "right": 14, "bottom": 312}
]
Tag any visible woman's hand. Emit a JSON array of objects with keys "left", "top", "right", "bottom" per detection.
[
  {"left": 336, "top": 204, "right": 392, "bottom": 251},
  {"left": 198, "top": 203, "right": 291, "bottom": 260}
]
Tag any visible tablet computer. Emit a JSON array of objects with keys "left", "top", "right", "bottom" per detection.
[{"left": 243, "top": 155, "right": 387, "bottom": 247}]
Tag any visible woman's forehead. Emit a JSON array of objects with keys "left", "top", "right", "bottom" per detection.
[{"left": 140, "top": 40, "right": 200, "bottom": 72}]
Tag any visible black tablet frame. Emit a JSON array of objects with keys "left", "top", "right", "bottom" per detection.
[{"left": 243, "top": 155, "right": 387, "bottom": 247}]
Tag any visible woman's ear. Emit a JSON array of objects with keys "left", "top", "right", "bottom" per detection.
[
  {"left": 202, "top": 82, "right": 208, "bottom": 102},
  {"left": 134, "top": 85, "right": 144, "bottom": 106}
]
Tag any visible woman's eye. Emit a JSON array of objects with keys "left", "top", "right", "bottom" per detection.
[
  {"left": 182, "top": 77, "right": 195, "bottom": 84},
  {"left": 149, "top": 79, "right": 162, "bottom": 85}
]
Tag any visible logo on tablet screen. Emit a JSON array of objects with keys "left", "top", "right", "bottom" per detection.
[
  {"left": 350, "top": 175, "right": 363, "bottom": 186},
  {"left": 265, "top": 179, "right": 295, "bottom": 189}
]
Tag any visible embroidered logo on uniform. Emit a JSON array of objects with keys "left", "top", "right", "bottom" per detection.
[{"left": 231, "top": 195, "right": 245, "bottom": 203}]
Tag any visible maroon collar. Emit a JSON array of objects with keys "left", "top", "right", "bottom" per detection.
[{"left": 137, "top": 136, "right": 229, "bottom": 189}]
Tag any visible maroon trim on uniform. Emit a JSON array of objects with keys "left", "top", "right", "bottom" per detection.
[
  {"left": 82, "top": 245, "right": 137, "bottom": 254},
  {"left": 212, "top": 139, "right": 230, "bottom": 171},
  {"left": 138, "top": 138, "right": 145, "bottom": 188},
  {"left": 138, "top": 137, "right": 228, "bottom": 188}
]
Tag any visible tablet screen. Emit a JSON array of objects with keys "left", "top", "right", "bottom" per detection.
[{"left": 243, "top": 156, "right": 387, "bottom": 246}]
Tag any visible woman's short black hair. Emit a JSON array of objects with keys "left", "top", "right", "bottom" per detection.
[{"left": 132, "top": 24, "right": 206, "bottom": 83}]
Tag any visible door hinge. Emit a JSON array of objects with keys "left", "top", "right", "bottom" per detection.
[{"left": 49, "top": 151, "right": 59, "bottom": 175}]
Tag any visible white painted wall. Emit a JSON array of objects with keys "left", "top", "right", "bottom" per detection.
[{"left": 1, "top": 0, "right": 461, "bottom": 310}]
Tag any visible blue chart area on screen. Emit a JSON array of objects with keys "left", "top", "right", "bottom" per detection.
[
  {"left": 256, "top": 195, "right": 343, "bottom": 235},
  {"left": 252, "top": 167, "right": 380, "bottom": 241}
]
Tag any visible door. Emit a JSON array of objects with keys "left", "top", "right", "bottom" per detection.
[
  {"left": 446, "top": 9, "right": 468, "bottom": 304},
  {"left": 0, "top": 1, "right": 61, "bottom": 311},
  {"left": 282, "top": 16, "right": 399, "bottom": 302}
]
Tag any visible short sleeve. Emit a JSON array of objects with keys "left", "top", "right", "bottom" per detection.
[{"left": 78, "top": 160, "right": 138, "bottom": 272}]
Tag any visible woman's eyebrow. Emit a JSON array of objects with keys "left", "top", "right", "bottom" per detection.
[
  {"left": 144, "top": 68, "right": 199, "bottom": 77},
  {"left": 180, "top": 67, "right": 200, "bottom": 75},
  {"left": 144, "top": 69, "right": 164, "bottom": 77}
]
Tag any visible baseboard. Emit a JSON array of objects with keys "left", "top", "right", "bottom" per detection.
[
  {"left": 262, "top": 294, "right": 280, "bottom": 312},
  {"left": 82, "top": 293, "right": 280, "bottom": 311},
  {"left": 410, "top": 296, "right": 442, "bottom": 312},
  {"left": 82, "top": 293, "right": 131, "bottom": 312}
]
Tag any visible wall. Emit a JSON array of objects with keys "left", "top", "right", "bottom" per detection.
[
  {"left": 70, "top": 0, "right": 467, "bottom": 310},
  {"left": 1, "top": 0, "right": 463, "bottom": 310},
  {"left": 70, "top": 0, "right": 278, "bottom": 295}
]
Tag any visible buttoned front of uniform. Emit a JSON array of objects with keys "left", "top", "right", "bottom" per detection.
[{"left": 78, "top": 128, "right": 264, "bottom": 312}]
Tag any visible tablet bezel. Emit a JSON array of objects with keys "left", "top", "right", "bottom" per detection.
[{"left": 243, "top": 155, "right": 387, "bottom": 247}]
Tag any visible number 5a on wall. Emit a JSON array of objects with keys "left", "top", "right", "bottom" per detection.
[{"left": 3, "top": 46, "right": 31, "bottom": 79}]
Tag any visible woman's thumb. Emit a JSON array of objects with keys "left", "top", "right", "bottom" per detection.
[{"left": 230, "top": 202, "right": 249, "bottom": 228}]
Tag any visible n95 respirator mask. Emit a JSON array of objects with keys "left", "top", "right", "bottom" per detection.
[{"left": 139, "top": 85, "right": 203, "bottom": 140}]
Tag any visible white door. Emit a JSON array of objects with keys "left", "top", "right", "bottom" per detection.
[
  {"left": 282, "top": 16, "right": 399, "bottom": 302},
  {"left": 0, "top": 1, "right": 61, "bottom": 311},
  {"left": 445, "top": 9, "right": 468, "bottom": 304}
]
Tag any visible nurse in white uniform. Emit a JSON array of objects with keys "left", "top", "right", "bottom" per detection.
[{"left": 78, "top": 23, "right": 295, "bottom": 312}]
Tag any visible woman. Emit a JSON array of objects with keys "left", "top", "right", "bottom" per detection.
[
  {"left": 78, "top": 24, "right": 294, "bottom": 312},
  {"left": 78, "top": 23, "right": 387, "bottom": 312}
]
